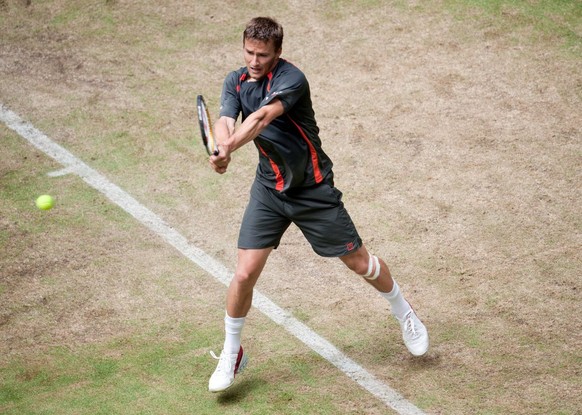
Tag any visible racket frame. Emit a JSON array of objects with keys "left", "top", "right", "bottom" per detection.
[{"left": 196, "top": 95, "right": 218, "bottom": 156}]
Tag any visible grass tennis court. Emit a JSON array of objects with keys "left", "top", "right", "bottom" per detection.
[{"left": 1, "top": 1, "right": 580, "bottom": 414}]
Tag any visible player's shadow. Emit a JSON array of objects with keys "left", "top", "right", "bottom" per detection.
[
  {"left": 216, "top": 376, "right": 267, "bottom": 404},
  {"left": 407, "top": 350, "right": 442, "bottom": 369}
]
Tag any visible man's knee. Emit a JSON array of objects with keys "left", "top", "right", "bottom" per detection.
[
  {"left": 360, "top": 254, "right": 381, "bottom": 280},
  {"left": 233, "top": 268, "right": 259, "bottom": 287},
  {"left": 342, "top": 249, "right": 381, "bottom": 280}
]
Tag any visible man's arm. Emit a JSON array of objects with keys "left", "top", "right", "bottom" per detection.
[
  {"left": 210, "top": 99, "right": 285, "bottom": 174},
  {"left": 214, "top": 116, "right": 236, "bottom": 146}
]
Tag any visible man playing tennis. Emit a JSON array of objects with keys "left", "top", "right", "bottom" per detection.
[{"left": 208, "top": 16, "right": 429, "bottom": 392}]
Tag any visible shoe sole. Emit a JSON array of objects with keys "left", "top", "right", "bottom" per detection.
[{"left": 409, "top": 344, "right": 429, "bottom": 356}]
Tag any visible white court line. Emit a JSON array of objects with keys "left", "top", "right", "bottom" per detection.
[{"left": 1, "top": 104, "right": 426, "bottom": 415}]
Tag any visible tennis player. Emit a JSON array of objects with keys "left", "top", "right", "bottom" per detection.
[{"left": 208, "top": 16, "right": 429, "bottom": 392}]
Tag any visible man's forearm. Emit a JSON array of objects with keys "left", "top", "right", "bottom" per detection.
[
  {"left": 214, "top": 117, "right": 235, "bottom": 145},
  {"left": 219, "top": 100, "right": 285, "bottom": 154},
  {"left": 223, "top": 111, "right": 267, "bottom": 152}
]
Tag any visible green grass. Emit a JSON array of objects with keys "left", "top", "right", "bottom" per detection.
[
  {"left": 0, "top": 327, "right": 345, "bottom": 415},
  {"left": 443, "top": 0, "right": 582, "bottom": 55},
  {"left": 438, "top": 323, "right": 484, "bottom": 349},
  {"left": 0, "top": 159, "right": 132, "bottom": 240},
  {"left": 325, "top": 0, "right": 581, "bottom": 56},
  {"left": 0, "top": 329, "right": 210, "bottom": 415}
]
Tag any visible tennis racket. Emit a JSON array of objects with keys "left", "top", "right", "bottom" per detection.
[{"left": 196, "top": 95, "right": 218, "bottom": 156}]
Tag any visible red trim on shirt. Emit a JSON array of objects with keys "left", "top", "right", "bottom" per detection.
[
  {"left": 266, "top": 72, "right": 273, "bottom": 92},
  {"left": 257, "top": 144, "right": 284, "bottom": 191},
  {"left": 287, "top": 116, "right": 323, "bottom": 184},
  {"left": 236, "top": 73, "right": 247, "bottom": 93}
]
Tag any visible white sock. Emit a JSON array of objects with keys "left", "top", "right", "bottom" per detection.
[
  {"left": 223, "top": 312, "right": 245, "bottom": 354},
  {"left": 380, "top": 280, "right": 412, "bottom": 320}
]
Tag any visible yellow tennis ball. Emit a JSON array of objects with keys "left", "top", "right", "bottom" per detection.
[{"left": 36, "top": 194, "right": 54, "bottom": 211}]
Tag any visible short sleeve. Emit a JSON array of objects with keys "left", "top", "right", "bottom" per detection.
[
  {"left": 219, "top": 71, "right": 242, "bottom": 120},
  {"left": 261, "top": 66, "right": 307, "bottom": 112}
]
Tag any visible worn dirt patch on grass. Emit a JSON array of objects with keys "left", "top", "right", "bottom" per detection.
[{"left": 1, "top": 1, "right": 580, "bottom": 414}]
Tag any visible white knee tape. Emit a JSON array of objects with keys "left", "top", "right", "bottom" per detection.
[{"left": 363, "top": 255, "right": 381, "bottom": 280}]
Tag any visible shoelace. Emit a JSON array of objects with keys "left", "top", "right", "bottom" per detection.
[
  {"left": 210, "top": 351, "right": 233, "bottom": 374},
  {"left": 403, "top": 313, "right": 419, "bottom": 338}
]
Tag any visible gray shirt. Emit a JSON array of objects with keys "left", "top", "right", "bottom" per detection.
[{"left": 220, "top": 59, "right": 333, "bottom": 192}]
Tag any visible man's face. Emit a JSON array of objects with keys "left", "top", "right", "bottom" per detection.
[{"left": 243, "top": 38, "right": 281, "bottom": 81}]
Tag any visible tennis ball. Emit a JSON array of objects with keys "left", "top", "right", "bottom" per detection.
[{"left": 36, "top": 194, "right": 54, "bottom": 211}]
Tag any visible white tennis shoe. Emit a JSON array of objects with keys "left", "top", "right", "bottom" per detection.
[
  {"left": 208, "top": 346, "right": 248, "bottom": 392},
  {"left": 398, "top": 309, "right": 429, "bottom": 356}
]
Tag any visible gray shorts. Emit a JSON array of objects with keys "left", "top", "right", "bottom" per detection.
[{"left": 238, "top": 179, "right": 362, "bottom": 257}]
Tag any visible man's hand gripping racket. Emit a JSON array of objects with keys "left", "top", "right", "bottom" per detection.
[
  {"left": 196, "top": 95, "right": 219, "bottom": 156},
  {"left": 197, "top": 95, "right": 233, "bottom": 174}
]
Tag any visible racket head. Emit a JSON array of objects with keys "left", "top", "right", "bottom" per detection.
[{"left": 196, "top": 95, "right": 218, "bottom": 155}]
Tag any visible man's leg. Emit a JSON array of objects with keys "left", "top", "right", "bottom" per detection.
[
  {"left": 226, "top": 247, "right": 274, "bottom": 317},
  {"left": 340, "top": 245, "right": 429, "bottom": 356},
  {"left": 209, "top": 247, "right": 273, "bottom": 392},
  {"left": 222, "top": 247, "right": 273, "bottom": 354}
]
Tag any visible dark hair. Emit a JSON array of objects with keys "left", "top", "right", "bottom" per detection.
[{"left": 243, "top": 17, "right": 283, "bottom": 51}]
